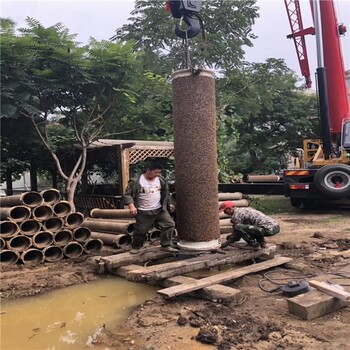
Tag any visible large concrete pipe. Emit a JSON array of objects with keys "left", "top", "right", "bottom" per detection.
[
  {"left": 42, "top": 245, "right": 64, "bottom": 262},
  {"left": 6, "top": 235, "right": 31, "bottom": 252},
  {"left": 0, "top": 206, "right": 31, "bottom": 222},
  {"left": 0, "top": 237, "right": 5, "bottom": 251},
  {"left": 53, "top": 201, "right": 72, "bottom": 217},
  {"left": 19, "top": 219, "right": 41, "bottom": 236},
  {"left": 72, "top": 227, "right": 91, "bottom": 243},
  {"left": 83, "top": 218, "right": 135, "bottom": 234},
  {"left": 32, "top": 231, "right": 54, "bottom": 249},
  {"left": 65, "top": 212, "right": 84, "bottom": 229},
  {"left": 83, "top": 238, "right": 103, "bottom": 254},
  {"left": 20, "top": 248, "right": 44, "bottom": 264},
  {"left": 0, "top": 191, "right": 43, "bottom": 208},
  {"left": 32, "top": 204, "right": 54, "bottom": 221},
  {"left": 90, "top": 208, "right": 135, "bottom": 219},
  {"left": 63, "top": 241, "right": 83, "bottom": 258},
  {"left": 0, "top": 220, "right": 20, "bottom": 238},
  {"left": 43, "top": 217, "right": 64, "bottom": 233},
  {"left": 53, "top": 229, "right": 73, "bottom": 247},
  {"left": 218, "top": 192, "right": 243, "bottom": 201},
  {"left": 40, "top": 188, "right": 61, "bottom": 205},
  {"left": 0, "top": 249, "right": 20, "bottom": 265},
  {"left": 172, "top": 69, "right": 220, "bottom": 250},
  {"left": 90, "top": 232, "right": 132, "bottom": 248}
]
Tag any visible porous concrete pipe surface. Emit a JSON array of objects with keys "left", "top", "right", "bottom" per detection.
[{"left": 172, "top": 69, "right": 220, "bottom": 250}]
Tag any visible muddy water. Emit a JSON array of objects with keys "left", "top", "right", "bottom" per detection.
[{"left": 0, "top": 277, "right": 158, "bottom": 350}]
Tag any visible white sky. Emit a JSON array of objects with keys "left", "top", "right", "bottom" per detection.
[{"left": 1, "top": 0, "right": 350, "bottom": 89}]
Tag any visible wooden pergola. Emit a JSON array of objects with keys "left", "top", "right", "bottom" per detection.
[{"left": 74, "top": 139, "right": 174, "bottom": 212}]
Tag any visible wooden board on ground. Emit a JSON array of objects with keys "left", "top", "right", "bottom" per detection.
[
  {"left": 157, "top": 256, "right": 292, "bottom": 298},
  {"left": 115, "top": 244, "right": 277, "bottom": 282},
  {"left": 287, "top": 288, "right": 348, "bottom": 320},
  {"left": 88, "top": 246, "right": 174, "bottom": 273},
  {"left": 308, "top": 280, "right": 350, "bottom": 303},
  {"left": 160, "top": 275, "right": 244, "bottom": 304}
]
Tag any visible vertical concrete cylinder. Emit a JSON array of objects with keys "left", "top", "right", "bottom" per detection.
[{"left": 172, "top": 69, "right": 220, "bottom": 250}]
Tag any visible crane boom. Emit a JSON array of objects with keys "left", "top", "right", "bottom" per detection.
[{"left": 284, "top": 0, "right": 314, "bottom": 88}]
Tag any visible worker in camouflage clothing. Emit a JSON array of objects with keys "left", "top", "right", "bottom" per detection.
[{"left": 219, "top": 201, "right": 280, "bottom": 249}]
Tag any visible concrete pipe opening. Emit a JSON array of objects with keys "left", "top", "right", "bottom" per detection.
[
  {"left": 0, "top": 191, "right": 43, "bottom": 208},
  {"left": 0, "top": 250, "right": 20, "bottom": 265},
  {"left": 33, "top": 231, "right": 54, "bottom": 249},
  {"left": 63, "top": 242, "right": 83, "bottom": 258},
  {"left": 19, "top": 219, "right": 41, "bottom": 236},
  {"left": 53, "top": 201, "right": 72, "bottom": 217},
  {"left": 65, "top": 212, "right": 84, "bottom": 229},
  {"left": 114, "top": 234, "right": 132, "bottom": 248},
  {"left": 83, "top": 239, "right": 103, "bottom": 254},
  {"left": 43, "top": 217, "right": 64, "bottom": 233},
  {"left": 0, "top": 221, "right": 19, "bottom": 238},
  {"left": 54, "top": 229, "right": 73, "bottom": 247},
  {"left": 7, "top": 235, "right": 32, "bottom": 252},
  {"left": 21, "top": 248, "right": 44, "bottom": 264},
  {"left": 32, "top": 205, "right": 54, "bottom": 221},
  {"left": 73, "top": 227, "right": 91, "bottom": 242},
  {"left": 43, "top": 246, "right": 64, "bottom": 262},
  {"left": 0, "top": 206, "right": 31, "bottom": 222},
  {"left": 40, "top": 189, "right": 61, "bottom": 205}
]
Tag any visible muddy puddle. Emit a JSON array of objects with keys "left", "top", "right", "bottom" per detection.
[{"left": 0, "top": 276, "right": 158, "bottom": 350}]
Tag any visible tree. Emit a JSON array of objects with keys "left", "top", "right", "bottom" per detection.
[
  {"left": 217, "top": 59, "right": 319, "bottom": 176},
  {"left": 114, "top": 0, "right": 259, "bottom": 73},
  {"left": 1, "top": 18, "right": 143, "bottom": 210}
]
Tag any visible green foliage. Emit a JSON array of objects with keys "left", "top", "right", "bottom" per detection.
[
  {"left": 114, "top": 0, "right": 259, "bottom": 73},
  {"left": 217, "top": 59, "right": 319, "bottom": 175}
]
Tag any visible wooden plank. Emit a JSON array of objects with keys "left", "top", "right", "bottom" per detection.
[
  {"left": 87, "top": 246, "right": 174, "bottom": 272},
  {"left": 116, "top": 245, "right": 276, "bottom": 282},
  {"left": 157, "top": 256, "right": 292, "bottom": 298},
  {"left": 287, "top": 289, "right": 347, "bottom": 320},
  {"left": 160, "top": 275, "right": 243, "bottom": 304},
  {"left": 308, "top": 280, "right": 350, "bottom": 303}
]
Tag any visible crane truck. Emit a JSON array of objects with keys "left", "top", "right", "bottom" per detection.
[{"left": 283, "top": 0, "right": 350, "bottom": 208}]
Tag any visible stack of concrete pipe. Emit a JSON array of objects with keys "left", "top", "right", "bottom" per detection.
[
  {"left": 0, "top": 189, "right": 102, "bottom": 266},
  {"left": 84, "top": 208, "right": 169, "bottom": 249},
  {"left": 84, "top": 208, "right": 135, "bottom": 249},
  {"left": 218, "top": 192, "right": 249, "bottom": 234}
]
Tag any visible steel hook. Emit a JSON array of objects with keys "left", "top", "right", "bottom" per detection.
[{"left": 175, "top": 14, "right": 201, "bottom": 39}]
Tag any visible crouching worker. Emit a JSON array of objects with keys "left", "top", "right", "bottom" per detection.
[
  {"left": 219, "top": 201, "right": 280, "bottom": 249},
  {"left": 123, "top": 161, "right": 177, "bottom": 254}
]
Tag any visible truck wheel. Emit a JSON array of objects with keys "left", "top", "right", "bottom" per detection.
[{"left": 314, "top": 164, "right": 350, "bottom": 198}]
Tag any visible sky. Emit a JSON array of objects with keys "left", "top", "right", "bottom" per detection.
[{"left": 1, "top": 0, "right": 350, "bottom": 90}]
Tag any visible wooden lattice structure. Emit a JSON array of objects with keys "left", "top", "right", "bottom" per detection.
[{"left": 74, "top": 140, "right": 174, "bottom": 212}]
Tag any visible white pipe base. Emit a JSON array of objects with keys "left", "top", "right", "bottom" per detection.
[{"left": 176, "top": 239, "right": 221, "bottom": 251}]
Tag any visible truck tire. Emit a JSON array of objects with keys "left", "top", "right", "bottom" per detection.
[{"left": 314, "top": 164, "right": 350, "bottom": 198}]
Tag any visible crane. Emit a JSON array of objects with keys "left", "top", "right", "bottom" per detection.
[{"left": 283, "top": 0, "right": 350, "bottom": 208}]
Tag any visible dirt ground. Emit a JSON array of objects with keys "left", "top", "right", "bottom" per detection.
[{"left": 1, "top": 204, "right": 350, "bottom": 350}]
